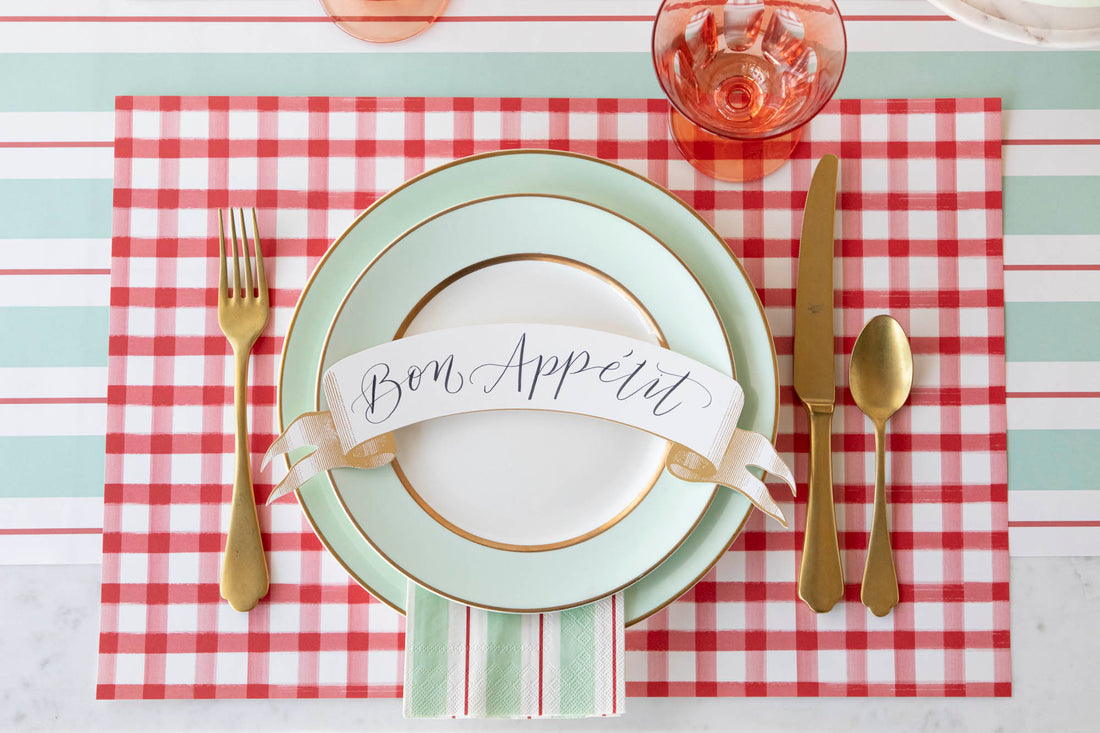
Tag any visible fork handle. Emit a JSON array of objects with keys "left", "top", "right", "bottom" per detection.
[{"left": 219, "top": 347, "right": 270, "bottom": 612}]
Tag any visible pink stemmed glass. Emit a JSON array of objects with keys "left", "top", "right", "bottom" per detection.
[
  {"left": 320, "top": 0, "right": 450, "bottom": 44},
  {"left": 652, "top": 0, "right": 847, "bottom": 181}
]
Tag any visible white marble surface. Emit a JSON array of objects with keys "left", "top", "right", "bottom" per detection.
[
  {"left": 2, "top": 558, "right": 1099, "bottom": 731},
  {"left": 925, "top": 0, "right": 1100, "bottom": 47}
]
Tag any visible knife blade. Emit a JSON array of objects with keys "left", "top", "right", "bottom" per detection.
[{"left": 794, "top": 154, "right": 844, "bottom": 613}]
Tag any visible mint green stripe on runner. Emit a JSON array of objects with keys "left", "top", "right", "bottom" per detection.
[
  {"left": 484, "top": 610, "right": 522, "bottom": 717},
  {"left": 5, "top": 177, "right": 1092, "bottom": 252},
  {"left": 4, "top": 178, "right": 1090, "bottom": 274},
  {"left": 840, "top": 52, "right": 1100, "bottom": 109},
  {"left": 0, "top": 53, "right": 657, "bottom": 111},
  {"left": 9, "top": 431, "right": 1088, "bottom": 498},
  {"left": 1009, "top": 431, "right": 1100, "bottom": 492},
  {"left": 0, "top": 436, "right": 105, "bottom": 498},
  {"left": 0, "top": 52, "right": 1098, "bottom": 112},
  {"left": 558, "top": 602, "right": 596, "bottom": 716},
  {"left": 404, "top": 586, "right": 451, "bottom": 718},
  {"left": 0, "top": 307, "right": 108, "bottom": 367},
  {"left": 1005, "top": 303, "right": 1100, "bottom": 362},
  {"left": 1004, "top": 177, "right": 1100, "bottom": 236},
  {"left": 0, "top": 180, "right": 112, "bottom": 239}
]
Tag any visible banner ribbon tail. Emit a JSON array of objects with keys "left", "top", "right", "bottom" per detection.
[
  {"left": 261, "top": 411, "right": 396, "bottom": 505},
  {"left": 667, "top": 428, "right": 796, "bottom": 528},
  {"left": 262, "top": 416, "right": 793, "bottom": 527}
]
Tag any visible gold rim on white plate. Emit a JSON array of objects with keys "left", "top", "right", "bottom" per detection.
[{"left": 387, "top": 252, "right": 671, "bottom": 554}]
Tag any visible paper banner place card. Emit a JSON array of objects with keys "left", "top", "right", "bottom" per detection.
[{"left": 264, "top": 323, "right": 796, "bottom": 526}]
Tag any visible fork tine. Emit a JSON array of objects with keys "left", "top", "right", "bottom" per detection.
[
  {"left": 228, "top": 206, "right": 242, "bottom": 298},
  {"left": 217, "top": 209, "right": 228, "bottom": 299},
  {"left": 251, "top": 208, "right": 267, "bottom": 300},
  {"left": 238, "top": 209, "right": 254, "bottom": 298}
]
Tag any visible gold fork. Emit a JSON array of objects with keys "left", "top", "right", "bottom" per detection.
[{"left": 217, "top": 208, "right": 270, "bottom": 612}]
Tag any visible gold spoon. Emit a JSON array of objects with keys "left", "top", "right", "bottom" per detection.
[{"left": 849, "top": 315, "right": 913, "bottom": 617}]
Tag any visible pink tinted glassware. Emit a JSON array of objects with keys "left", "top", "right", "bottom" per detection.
[
  {"left": 320, "top": 0, "right": 450, "bottom": 44},
  {"left": 652, "top": 0, "right": 847, "bottom": 181}
]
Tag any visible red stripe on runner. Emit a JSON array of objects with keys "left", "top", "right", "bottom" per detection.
[
  {"left": 0, "top": 13, "right": 954, "bottom": 23},
  {"left": 0, "top": 268, "right": 111, "bottom": 275},
  {"left": 538, "top": 614, "right": 544, "bottom": 716},
  {"left": 1009, "top": 520, "right": 1100, "bottom": 528},
  {"left": 0, "top": 527, "right": 101, "bottom": 535},
  {"left": 0, "top": 141, "right": 112, "bottom": 148},
  {"left": 0, "top": 14, "right": 650, "bottom": 22},
  {"left": 427, "top": 15, "right": 647, "bottom": 21},
  {"left": 0, "top": 136, "right": 1086, "bottom": 149},
  {"left": 1003, "top": 264, "right": 1100, "bottom": 271},
  {"left": 844, "top": 14, "right": 953, "bottom": 20},
  {"left": 1003, "top": 139, "right": 1100, "bottom": 146},
  {"left": 13, "top": 136, "right": 1090, "bottom": 147},
  {"left": 0, "top": 396, "right": 106, "bottom": 404},
  {"left": 464, "top": 606, "right": 470, "bottom": 717},
  {"left": 1007, "top": 391, "right": 1100, "bottom": 399}
]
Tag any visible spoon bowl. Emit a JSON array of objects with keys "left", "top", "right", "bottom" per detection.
[
  {"left": 849, "top": 314, "right": 913, "bottom": 617},
  {"left": 849, "top": 315, "right": 914, "bottom": 425}
]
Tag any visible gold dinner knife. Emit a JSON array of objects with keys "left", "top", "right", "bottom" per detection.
[{"left": 794, "top": 154, "right": 844, "bottom": 613}]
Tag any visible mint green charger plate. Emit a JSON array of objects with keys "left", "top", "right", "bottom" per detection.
[{"left": 278, "top": 150, "right": 779, "bottom": 624}]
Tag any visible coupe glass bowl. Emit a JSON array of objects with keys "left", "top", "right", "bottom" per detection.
[{"left": 652, "top": 0, "right": 847, "bottom": 181}]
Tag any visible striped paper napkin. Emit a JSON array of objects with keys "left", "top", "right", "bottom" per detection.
[{"left": 404, "top": 586, "right": 625, "bottom": 718}]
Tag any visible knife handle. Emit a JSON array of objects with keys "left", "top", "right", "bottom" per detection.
[{"left": 798, "top": 404, "right": 844, "bottom": 613}]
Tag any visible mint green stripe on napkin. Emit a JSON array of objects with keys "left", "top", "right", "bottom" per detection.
[{"left": 403, "top": 585, "right": 625, "bottom": 719}]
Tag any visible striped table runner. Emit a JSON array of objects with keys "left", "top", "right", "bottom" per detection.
[{"left": 0, "top": 2, "right": 1097, "bottom": 559}]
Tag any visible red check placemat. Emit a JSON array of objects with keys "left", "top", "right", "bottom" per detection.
[{"left": 97, "top": 96, "right": 1009, "bottom": 699}]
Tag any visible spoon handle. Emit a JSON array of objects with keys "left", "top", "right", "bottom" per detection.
[{"left": 861, "top": 420, "right": 899, "bottom": 617}]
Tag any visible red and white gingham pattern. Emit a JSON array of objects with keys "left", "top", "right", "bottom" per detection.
[{"left": 98, "top": 96, "right": 1009, "bottom": 699}]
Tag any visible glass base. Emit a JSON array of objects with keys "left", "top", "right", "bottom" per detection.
[
  {"left": 319, "top": 0, "right": 450, "bottom": 43},
  {"left": 668, "top": 108, "right": 802, "bottom": 182}
]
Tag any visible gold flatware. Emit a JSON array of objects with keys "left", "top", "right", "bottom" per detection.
[
  {"left": 794, "top": 154, "right": 844, "bottom": 614},
  {"left": 849, "top": 314, "right": 913, "bottom": 617},
  {"left": 217, "top": 208, "right": 270, "bottom": 612}
]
